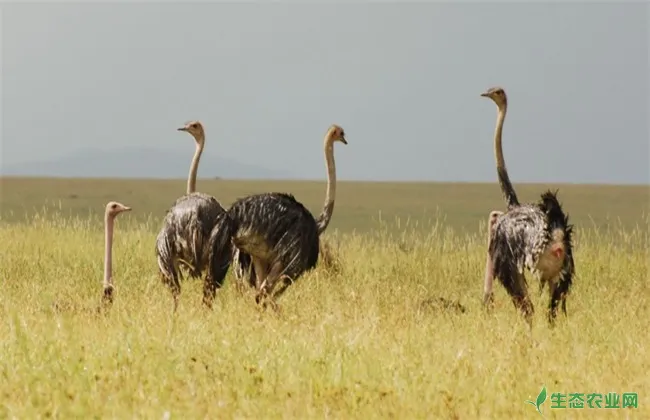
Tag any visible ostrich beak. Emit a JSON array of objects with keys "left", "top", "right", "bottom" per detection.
[
  {"left": 177, "top": 127, "right": 187, "bottom": 132},
  {"left": 340, "top": 136, "right": 348, "bottom": 145},
  {"left": 480, "top": 92, "right": 490, "bottom": 97},
  {"left": 122, "top": 206, "right": 132, "bottom": 212}
]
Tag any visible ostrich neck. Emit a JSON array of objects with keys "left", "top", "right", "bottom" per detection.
[
  {"left": 494, "top": 105, "right": 519, "bottom": 208},
  {"left": 103, "top": 214, "right": 114, "bottom": 289},
  {"left": 187, "top": 139, "right": 204, "bottom": 194},
  {"left": 494, "top": 106, "right": 507, "bottom": 171},
  {"left": 316, "top": 139, "right": 336, "bottom": 234}
]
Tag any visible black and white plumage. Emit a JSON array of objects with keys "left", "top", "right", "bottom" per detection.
[
  {"left": 210, "top": 125, "right": 347, "bottom": 307},
  {"left": 214, "top": 193, "right": 320, "bottom": 301},
  {"left": 156, "top": 192, "right": 230, "bottom": 308},
  {"left": 481, "top": 87, "right": 575, "bottom": 327},
  {"left": 154, "top": 120, "right": 233, "bottom": 310}
]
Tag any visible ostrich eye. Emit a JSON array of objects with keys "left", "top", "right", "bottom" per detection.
[{"left": 111, "top": 204, "right": 117, "bottom": 209}]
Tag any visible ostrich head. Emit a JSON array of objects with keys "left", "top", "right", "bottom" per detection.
[
  {"left": 178, "top": 120, "right": 206, "bottom": 145},
  {"left": 480, "top": 86, "right": 508, "bottom": 109},
  {"left": 489, "top": 210, "right": 503, "bottom": 224},
  {"left": 105, "top": 201, "right": 132, "bottom": 218},
  {"left": 488, "top": 210, "right": 503, "bottom": 236},
  {"left": 327, "top": 124, "right": 347, "bottom": 145}
]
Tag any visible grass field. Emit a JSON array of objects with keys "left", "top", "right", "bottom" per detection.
[
  {"left": 0, "top": 177, "right": 648, "bottom": 418},
  {"left": 1, "top": 177, "right": 649, "bottom": 233}
]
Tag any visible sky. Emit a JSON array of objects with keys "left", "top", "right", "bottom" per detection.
[{"left": 1, "top": 1, "right": 648, "bottom": 184}]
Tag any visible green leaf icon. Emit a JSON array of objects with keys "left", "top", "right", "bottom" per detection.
[
  {"left": 525, "top": 386, "right": 547, "bottom": 417},
  {"left": 536, "top": 386, "right": 547, "bottom": 408}
]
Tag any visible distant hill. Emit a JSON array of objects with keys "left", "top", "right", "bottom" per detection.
[{"left": 1, "top": 147, "right": 294, "bottom": 180}]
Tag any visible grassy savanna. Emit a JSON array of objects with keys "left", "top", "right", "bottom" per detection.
[
  {"left": 0, "top": 177, "right": 648, "bottom": 418},
  {"left": 1, "top": 177, "right": 648, "bottom": 233}
]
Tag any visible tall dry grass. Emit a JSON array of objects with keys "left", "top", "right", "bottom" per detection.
[{"left": 0, "top": 210, "right": 648, "bottom": 418}]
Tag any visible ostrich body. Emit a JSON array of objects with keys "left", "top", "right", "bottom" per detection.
[
  {"left": 103, "top": 201, "right": 131, "bottom": 305},
  {"left": 481, "top": 87, "right": 575, "bottom": 327},
  {"left": 211, "top": 125, "right": 347, "bottom": 306},
  {"left": 154, "top": 120, "right": 232, "bottom": 310}
]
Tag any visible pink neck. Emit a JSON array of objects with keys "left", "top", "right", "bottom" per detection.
[{"left": 104, "top": 214, "right": 114, "bottom": 289}]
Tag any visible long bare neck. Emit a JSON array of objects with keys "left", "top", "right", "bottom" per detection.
[
  {"left": 103, "top": 214, "right": 114, "bottom": 290},
  {"left": 187, "top": 139, "right": 204, "bottom": 194},
  {"left": 316, "top": 138, "right": 336, "bottom": 235},
  {"left": 494, "top": 105, "right": 519, "bottom": 209}
]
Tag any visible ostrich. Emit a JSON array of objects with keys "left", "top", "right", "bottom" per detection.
[
  {"left": 210, "top": 124, "right": 348, "bottom": 308},
  {"left": 230, "top": 121, "right": 347, "bottom": 290},
  {"left": 482, "top": 210, "right": 503, "bottom": 307},
  {"left": 480, "top": 86, "right": 575, "bottom": 327},
  {"left": 155, "top": 120, "right": 232, "bottom": 311},
  {"left": 102, "top": 201, "right": 131, "bottom": 305}
]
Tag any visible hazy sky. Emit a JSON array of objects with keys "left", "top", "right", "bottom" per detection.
[{"left": 2, "top": 2, "right": 648, "bottom": 184}]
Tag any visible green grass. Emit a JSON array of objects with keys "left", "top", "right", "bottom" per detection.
[
  {"left": 0, "top": 177, "right": 648, "bottom": 418},
  {"left": 1, "top": 177, "right": 648, "bottom": 234}
]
